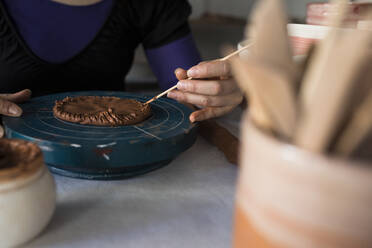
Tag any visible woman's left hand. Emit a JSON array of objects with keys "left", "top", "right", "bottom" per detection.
[{"left": 168, "top": 60, "right": 243, "bottom": 122}]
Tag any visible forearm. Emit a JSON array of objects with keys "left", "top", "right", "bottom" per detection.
[{"left": 145, "top": 34, "right": 201, "bottom": 90}]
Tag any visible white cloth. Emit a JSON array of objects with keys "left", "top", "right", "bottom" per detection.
[{"left": 24, "top": 135, "right": 238, "bottom": 248}]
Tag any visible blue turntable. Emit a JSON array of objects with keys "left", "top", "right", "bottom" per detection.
[{"left": 3, "top": 91, "right": 198, "bottom": 180}]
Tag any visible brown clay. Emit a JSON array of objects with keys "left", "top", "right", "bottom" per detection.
[{"left": 53, "top": 96, "right": 151, "bottom": 126}]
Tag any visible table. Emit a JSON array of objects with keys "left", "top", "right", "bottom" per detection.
[{"left": 24, "top": 110, "right": 242, "bottom": 248}]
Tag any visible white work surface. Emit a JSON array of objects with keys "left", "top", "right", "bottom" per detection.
[{"left": 24, "top": 110, "right": 242, "bottom": 248}]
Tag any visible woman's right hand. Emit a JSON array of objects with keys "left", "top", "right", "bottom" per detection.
[{"left": 0, "top": 89, "right": 32, "bottom": 137}]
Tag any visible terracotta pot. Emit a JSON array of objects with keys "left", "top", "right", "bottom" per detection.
[
  {"left": 0, "top": 139, "right": 56, "bottom": 248},
  {"left": 234, "top": 113, "right": 372, "bottom": 248}
]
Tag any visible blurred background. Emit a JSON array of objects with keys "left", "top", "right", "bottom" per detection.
[{"left": 125, "top": 0, "right": 331, "bottom": 91}]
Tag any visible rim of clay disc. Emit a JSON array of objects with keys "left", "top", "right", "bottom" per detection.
[{"left": 0, "top": 139, "right": 44, "bottom": 183}]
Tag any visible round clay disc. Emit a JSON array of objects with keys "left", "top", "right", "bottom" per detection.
[{"left": 53, "top": 96, "right": 151, "bottom": 126}]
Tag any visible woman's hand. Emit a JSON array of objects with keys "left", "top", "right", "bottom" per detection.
[
  {"left": 168, "top": 60, "right": 243, "bottom": 122},
  {"left": 0, "top": 89, "right": 32, "bottom": 137}
]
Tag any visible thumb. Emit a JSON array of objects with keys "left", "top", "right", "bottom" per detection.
[
  {"left": 0, "top": 98, "right": 22, "bottom": 117},
  {"left": 174, "top": 68, "right": 188, "bottom": 81},
  {"left": 0, "top": 89, "right": 32, "bottom": 103},
  {"left": 190, "top": 106, "right": 235, "bottom": 122}
]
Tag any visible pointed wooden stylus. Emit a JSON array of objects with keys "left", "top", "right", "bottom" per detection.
[{"left": 145, "top": 43, "right": 252, "bottom": 105}]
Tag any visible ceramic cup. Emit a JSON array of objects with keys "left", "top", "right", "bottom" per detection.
[
  {"left": 287, "top": 23, "right": 330, "bottom": 57},
  {"left": 0, "top": 139, "right": 56, "bottom": 248},
  {"left": 234, "top": 113, "right": 372, "bottom": 248},
  {"left": 237, "top": 37, "right": 306, "bottom": 64}
]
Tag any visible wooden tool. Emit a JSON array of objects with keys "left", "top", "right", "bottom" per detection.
[
  {"left": 230, "top": 0, "right": 297, "bottom": 139},
  {"left": 145, "top": 43, "right": 252, "bottom": 105},
  {"left": 294, "top": 44, "right": 316, "bottom": 95},
  {"left": 294, "top": 11, "right": 372, "bottom": 152},
  {"left": 298, "top": 0, "right": 349, "bottom": 112},
  {"left": 231, "top": 57, "right": 297, "bottom": 139},
  {"left": 245, "top": 0, "right": 296, "bottom": 82},
  {"left": 334, "top": 88, "right": 372, "bottom": 156}
]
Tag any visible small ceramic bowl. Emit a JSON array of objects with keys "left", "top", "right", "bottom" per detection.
[{"left": 0, "top": 139, "right": 56, "bottom": 248}]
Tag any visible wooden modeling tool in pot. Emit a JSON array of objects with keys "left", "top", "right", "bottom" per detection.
[
  {"left": 332, "top": 60, "right": 372, "bottom": 156},
  {"left": 294, "top": 2, "right": 372, "bottom": 153},
  {"left": 231, "top": 0, "right": 297, "bottom": 139},
  {"left": 145, "top": 43, "right": 252, "bottom": 105},
  {"left": 231, "top": 57, "right": 296, "bottom": 139},
  {"left": 334, "top": 88, "right": 372, "bottom": 156},
  {"left": 295, "top": 30, "right": 372, "bottom": 153},
  {"left": 245, "top": 0, "right": 296, "bottom": 84},
  {"left": 297, "top": 0, "right": 348, "bottom": 112}
]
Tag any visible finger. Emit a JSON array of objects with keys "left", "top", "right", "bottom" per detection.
[
  {"left": 167, "top": 90, "right": 243, "bottom": 107},
  {"left": 190, "top": 105, "right": 236, "bottom": 122},
  {"left": 177, "top": 79, "right": 239, "bottom": 96},
  {"left": 0, "top": 125, "right": 3, "bottom": 138},
  {"left": 197, "top": 61, "right": 209, "bottom": 66},
  {"left": 0, "top": 89, "right": 32, "bottom": 103},
  {"left": 179, "top": 102, "right": 197, "bottom": 111},
  {"left": 187, "top": 60, "right": 231, "bottom": 79},
  {"left": 0, "top": 98, "right": 22, "bottom": 116},
  {"left": 174, "top": 68, "right": 188, "bottom": 81}
]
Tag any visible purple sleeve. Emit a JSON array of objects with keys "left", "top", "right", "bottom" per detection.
[{"left": 145, "top": 34, "right": 201, "bottom": 90}]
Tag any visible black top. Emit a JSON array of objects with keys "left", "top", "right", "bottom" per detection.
[{"left": 0, "top": 0, "right": 191, "bottom": 96}]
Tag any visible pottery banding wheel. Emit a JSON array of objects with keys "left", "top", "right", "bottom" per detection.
[
  {"left": 3, "top": 91, "right": 197, "bottom": 180},
  {"left": 53, "top": 96, "right": 151, "bottom": 126}
]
